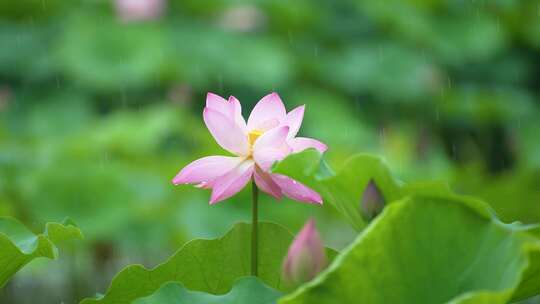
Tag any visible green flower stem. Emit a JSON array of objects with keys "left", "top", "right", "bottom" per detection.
[{"left": 251, "top": 180, "right": 259, "bottom": 277}]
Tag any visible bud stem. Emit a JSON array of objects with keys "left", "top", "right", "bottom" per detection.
[{"left": 251, "top": 180, "right": 259, "bottom": 277}]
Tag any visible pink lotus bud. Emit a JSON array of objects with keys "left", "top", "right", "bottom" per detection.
[
  {"left": 282, "top": 219, "right": 327, "bottom": 286},
  {"left": 360, "top": 179, "right": 385, "bottom": 221}
]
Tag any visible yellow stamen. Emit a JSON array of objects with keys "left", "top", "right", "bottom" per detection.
[{"left": 249, "top": 129, "right": 263, "bottom": 146}]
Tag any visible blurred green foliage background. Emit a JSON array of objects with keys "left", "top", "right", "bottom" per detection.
[{"left": 1, "top": 0, "right": 540, "bottom": 303}]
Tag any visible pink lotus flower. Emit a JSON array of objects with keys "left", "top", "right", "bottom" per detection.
[
  {"left": 172, "top": 92, "right": 327, "bottom": 205},
  {"left": 115, "top": 0, "right": 165, "bottom": 23},
  {"left": 282, "top": 219, "right": 327, "bottom": 285}
]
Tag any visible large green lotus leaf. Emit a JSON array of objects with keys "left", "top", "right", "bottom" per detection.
[
  {"left": 0, "top": 217, "right": 83, "bottom": 287},
  {"left": 134, "top": 277, "right": 281, "bottom": 304},
  {"left": 273, "top": 150, "right": 402, "bottom": 231},
  {"left": 451, "top": 166, "right": 540, "bottom": 225},
  {"left": 320, "top": 154, "right": 402, "bottom": 231},
  {"left": 354, "top": 3, "right": 505, "bottom": 65},
  {"left": 58, "top": 14, "right": 166, "bottom": 91},
  {"left": 319, "top": 44, "right": 433, "bottom": 100},
  {"left": 279, "top": 195, "right": 540, "bottom": 304},
  {"left": 81, "top": 222, "right": 336, "bottom": 304},
  {"left": 271, "top": 148, "right": 328, "bottom": 188},
  {"left": 167, "top": 26, "right": 293, "bottom": 91}
]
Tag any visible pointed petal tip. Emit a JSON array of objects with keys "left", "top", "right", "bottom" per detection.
[
  {"left": 208, "top": 192, "right": 227, "bottom": 205},
  {"left": 248, "top": 92, "right": 287, "bottom": 130},
  {"left": 262, "top": 91, "right": 281, "bottom": 101},
  {"left": 172, "top": 173, "right": 185, "bottom": 185},
  {"left": 269, "top": 92, "right": 284, "bottom": 103},
  {"left": 308, "top": 195, "right": 323, "bottom": 205},
  {"left": 299, "top": 189, "right": 323, "bottom": 205},
  {"left": 209, "top": 192, "right": 222, "bottom": 205},
  {"left": 289, "top": 137, "right": 328, "bottom": 154},
  {"left": 271, "top": 174, "right": 324, "bottom": 205},
  {"left": 206, "top": 91, "right": 224, "bottom": 98},
  {"left": 206, "top": 92, "right": 225, "bottom": 104}
]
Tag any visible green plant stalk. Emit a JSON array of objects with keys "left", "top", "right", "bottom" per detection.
[{"left": 251, "top": 180, "right": 259, "bottom": 277}]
